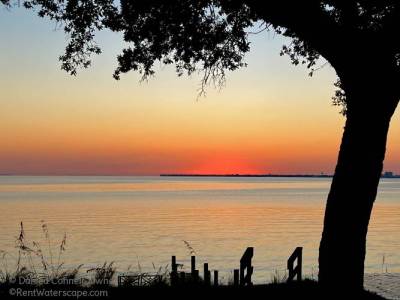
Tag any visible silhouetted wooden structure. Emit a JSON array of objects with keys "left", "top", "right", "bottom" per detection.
[
  {"left": 191, "top": 256, "right": 196, "bottom": 274},
  {"left": 171, "top": 255, "right": 178, "bottom": 285},
  {"left": 191, "top": 256, "right": 199, "bottom": 282},
  {"left": 117, "top": 274, "right": 162, "bottom": 287},
  {"left": 287, "top": 247, "right": 303, "bottom": 282},
  {"left": 213, "top": 270, "right": 218, "bottom": 286},
  {"left": 170, "top": 246, "right": 303, "bottom": 286},
  {"left": 240, "top": 247, "right": 254, "bottom": 286},
  {"left": 170, "top": 255, "right": 214, "bottom": 286},
  {"left": 204, "top": 263, "right": 211, "bottom": 285}
]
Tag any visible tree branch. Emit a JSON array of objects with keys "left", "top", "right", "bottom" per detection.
[{"left": 242, "top": 1, "right": 348, "bottom": 69}]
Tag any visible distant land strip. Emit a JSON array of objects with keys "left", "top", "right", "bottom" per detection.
[
  {"left": 160, "top": 173, "right": 400, "bottom": 178},
  {"left": 160, "top": 174, "right": 333, "bottom": 178}
]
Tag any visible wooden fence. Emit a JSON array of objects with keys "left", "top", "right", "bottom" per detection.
[{"left": 118, "top": 246, "right": 303, "bottom": 287}]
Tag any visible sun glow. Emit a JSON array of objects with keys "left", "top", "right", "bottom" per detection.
[{"left": 1, "top": 10, "right": 400, "bottom": 175}]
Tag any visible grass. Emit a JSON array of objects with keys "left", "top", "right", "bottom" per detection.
[
  {"left": 0, "top": 222, "right": 83, "bottom": 286},
  {"left": 0, "top": 222, "right": 172, "bottom": 288},
  {"left": 270, "top": 269, "right": 288, "bottom": 284},
  {"left": 0, "top": 223, "right": 390, "bottom": 299}
]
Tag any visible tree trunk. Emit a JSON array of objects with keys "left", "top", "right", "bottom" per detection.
[{"left": 318, "top": 83, "right": 399, "bottom": 290}]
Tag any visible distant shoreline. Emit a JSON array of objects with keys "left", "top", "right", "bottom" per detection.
[
  {"left": 0, "top": 174, "right": 398, "bottom": 178},
  {"left": 160, "top": 174, "right": 333, "bottom": 178},
  {"left": 160, "top": 174, "right": 400, "bottom": 178}
]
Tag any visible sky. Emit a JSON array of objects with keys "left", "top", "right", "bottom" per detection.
[{"left": 1, "top": 7, "right": 400, "bottom": 175}]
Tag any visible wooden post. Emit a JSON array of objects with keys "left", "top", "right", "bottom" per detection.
[
  {"left": 287, "top": 247, "right": 303, "bottom": 282},
  {"left": 298, "top": 248, "right": 302, "bottom": 281},
  {"left": 204, "top": 263, "right": 210, "bottom": 285},
  {"left": 172, "top": 256, "right": 177, "bottom": 272},
  {"left": 214, "top": 270, "right": 218, "bottom": 286},
  {"left": 171, "top": 256, "right": 178, "bottom": 286},
  {"left": 191, "top": 256, "right": 196, "bottom": 274},
  {"left": 233, "top": 269, "right": 239, "bottom": 287},
  {"left": 240, "top": 247, "right": 254, "bottom": 286}
]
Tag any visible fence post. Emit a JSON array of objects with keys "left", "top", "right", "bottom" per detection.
[
  {"left": 214, "top": 270, "right": 218, "bottom": 286},
  {"left": 204, "top": 263, "right": 211, "bottom": 285},
  {"left": 287, "top": 247, "right": 303, "bottom": 282},
  {"left": 240, "top": 247, "right": 254, "bottom": 286},
  {"left": 233, "top": 269, "right": 239, "bottom": 287},
  {"left": 191, "top": 256, "right": 196, "bottom": 274},
  {"left": 171, "top": 256, "right": 178, "bottom": 286}
]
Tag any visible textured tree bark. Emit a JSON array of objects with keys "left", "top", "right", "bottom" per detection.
[{"left": 318, "top": 82, "right": 399, "bottom": 289}]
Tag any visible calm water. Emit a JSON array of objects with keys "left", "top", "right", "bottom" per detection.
[{"left": 0, "top": 176, "right": 399, "bottom": 286}]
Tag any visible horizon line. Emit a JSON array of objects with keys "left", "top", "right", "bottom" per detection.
[{"left": 0, "top": 172, "right": 399, "bottom": 178}]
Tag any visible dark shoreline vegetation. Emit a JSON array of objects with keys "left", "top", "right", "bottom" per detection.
[{"left": 0, "top": 223, "right": 388, "bottom": 299}]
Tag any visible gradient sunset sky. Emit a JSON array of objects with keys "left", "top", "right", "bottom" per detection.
[{"left": 1, "top": 7, "right": 400, "bottom": 175}]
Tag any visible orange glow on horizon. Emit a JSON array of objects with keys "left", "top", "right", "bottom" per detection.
[
  {"left": 1, "top": 11, "right": 400, "bottom": 175},
  {"left": 185, "top": 156, "right": 263, "bottom": 175}
]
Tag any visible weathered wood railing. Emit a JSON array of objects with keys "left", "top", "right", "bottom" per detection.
[
  {"left": 168, "top": 246, "right": 302, "bottom": 287},
  {"left": 170, "top": 255, "right": 215, "bottom": 286},
  {"left": 117, "top": 274, "right": 162, "bottom": 287},
  {"left": 240, "top": 247, "right": 254, "bottom": 286},
  {"left": 287, "top": 246, "right": 302, "bottom": 282}
]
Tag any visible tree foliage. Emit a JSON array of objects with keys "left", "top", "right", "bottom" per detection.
[{"left": 2, "top": 1, "right": 400, "bottom": 106}]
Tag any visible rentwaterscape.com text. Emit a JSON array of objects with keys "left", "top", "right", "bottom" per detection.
[{"left": 9, "top": 287, "right": 108, "bottom": 298}]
